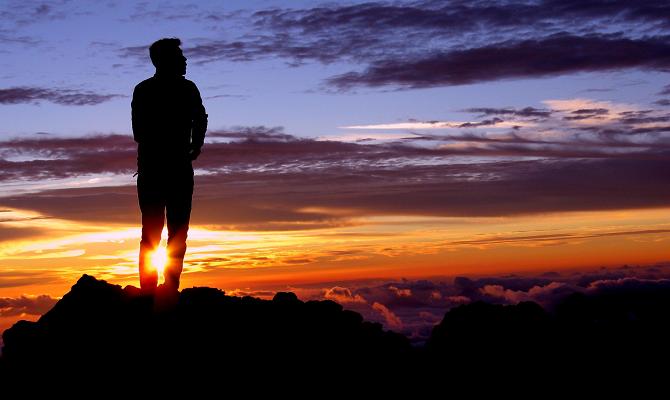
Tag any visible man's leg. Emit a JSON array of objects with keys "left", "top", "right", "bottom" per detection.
[
  {"left": 164, "top": 168, "right": 194, "bottom": 290},
  {"left": 138, "top": 173, "right": 166, "bottom": 293}
]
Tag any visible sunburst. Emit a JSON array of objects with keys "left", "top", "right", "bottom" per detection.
[{"left": 150, "top": 246, "right": 168, "bottom": 277}]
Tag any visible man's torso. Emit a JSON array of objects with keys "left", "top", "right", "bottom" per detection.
[{"left": 132, "top": 75, "right": 199, "bottom": 173}]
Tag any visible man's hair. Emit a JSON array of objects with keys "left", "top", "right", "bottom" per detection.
[{"left": 149, "top": 37, "right": 182, "bottom": 68}]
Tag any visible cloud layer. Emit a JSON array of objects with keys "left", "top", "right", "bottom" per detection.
[
  {"left": 119, "top": 0, "right": 670, "bottom": 89},
  {"left": 0, "top": 294, "right": 57, "bottom": 317},
  {"left": 1, "top": 97, "right": 669, "bottom": 229},
  {"left": 328, "top": 34, "right": 670, "bottom": 89},
  {"left": 0, "top": 87, "right": 121, "bottom": 106},
  {"left": 293, "top": 263, "right": 670, "bottom": 343}
]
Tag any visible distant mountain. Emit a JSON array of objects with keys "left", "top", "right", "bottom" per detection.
[{"left": 2, "top": 274, "right": 670, "bottom": 390}]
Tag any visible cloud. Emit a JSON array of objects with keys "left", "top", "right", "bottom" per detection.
[
  {"left": 0, "top": 273, "right": 61, "bottom": 289},
  {"left": 328, "top": 34, "right": 670, "bottom": 89},
  {"left": 225, "top": 289, "right": 276, "bottom": 299},
  {"left": 116, "top": 1, "right": 670, "bottom": 89},
  {"left": 252, "top": 1, "right": 670, "bottom": 37},
  {"left": 3, "top": 154, "right": 669, "bottom": 227},
  {"left": 0, "top": 225, "right": 44, "bottom": 242},
  {"left": 0, "top": 86, "right": 122, "bottom": 105},
  {"left": 372, "top": 302, "right": 403, "bottom": 330},
  {"left": 479, "top": 282, "right": 576, "bottom": 308},
  {"left": 288, "top": 263, "right": 670, "bottom": 343},
  {"left": 0, "top": 294, "right": 58, "bottom": 317},
  {"left": 0, "top": 0, "right": 70, "bottom": 28},
  {"left": 341, "top": 119, "right": 526, "bottom": 130},
  {"left": 447, "top": 229, "right": 670, "bottom": 248},
  {"left": 464, "top": 107, "right": 553, "bottom": 118},
  {"left": 249, "top": 0, "right": 670, "bottom": 66},
  {"left": 0, "top": 133, "right": 136, "bottom": 182},
  {"left": 586, "top": 277, "right": 670, "bottom": 293},
  {"left": 323, "top": 286, "right": 367, "bottom": 304},
  {"left": 1, "top": 104, "right": 669, "bottom": 228},
  {"left": 388, "top": 286, "right": 412, "bottom": 298},
  {"left": 124, "top": 1, "right": 201, "bottom": 22},
  {"left": 0, "top": 32, "right": 40, "bottom": 46}
]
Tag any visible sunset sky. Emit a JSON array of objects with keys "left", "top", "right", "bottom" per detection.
[{"left": 1, "top": 0, "right": 670, "bottom": 342}]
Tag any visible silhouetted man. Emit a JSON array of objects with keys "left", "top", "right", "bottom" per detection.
[{"left": 132, "top": 37, "right": 207, "bottom": 293}]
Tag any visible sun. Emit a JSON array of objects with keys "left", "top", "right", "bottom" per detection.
[{"left": 150, "top": 246, "right": 168, "bottom": 277}]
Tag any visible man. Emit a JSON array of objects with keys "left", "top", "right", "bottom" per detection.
[{"left": 131, "top": 37, "right": 207, "bottom": 293}]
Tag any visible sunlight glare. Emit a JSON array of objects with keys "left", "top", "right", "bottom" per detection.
[{"left": 150, "top": 246, "right": 168, "bottom": 277}]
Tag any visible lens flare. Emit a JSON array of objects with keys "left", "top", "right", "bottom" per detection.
[{"left": 150, "top": 246, "right": 168, "bottom": 277}]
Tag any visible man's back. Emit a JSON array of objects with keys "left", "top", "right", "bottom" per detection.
[{"left": 131, "top": 74, "right": 207, "bottom": 172}]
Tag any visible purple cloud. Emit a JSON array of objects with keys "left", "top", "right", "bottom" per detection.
[
  {"left": 290, "top": 263, "right": 670, "bottom": 343},
  {"left": 0, "top": 87, "right": 121, "bottom": 106},
  {"left": 117, "top": 1, "right": 670, "bottom": 89},
  {"left": 463, "top": 107, "right": 553, "bottom": 118},
  {"left": 1, "top": 101, "right": 669, "bottom": 228},
  {"left": 328, "top": 34, "right": 670, "bottom": 89}
]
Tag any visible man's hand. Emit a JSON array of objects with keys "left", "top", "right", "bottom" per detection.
[{"left": 189, "top": 146, "right": 201, "bottom": 161}]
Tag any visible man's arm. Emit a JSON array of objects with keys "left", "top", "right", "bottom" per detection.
[
  {"left": 190, "top": 83, "right": 208, "bottom": 160},
  {"left": 131, "top": 85, "right": 146, "bottom": 144}
]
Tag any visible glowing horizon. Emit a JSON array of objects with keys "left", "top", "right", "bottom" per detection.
[{"left": 1, "top": 204, "right": 668, "bottom": 298}]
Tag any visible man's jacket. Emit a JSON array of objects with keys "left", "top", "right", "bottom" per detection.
[{"left": 131, "top": 73, "right": 207, "bottom": 173}]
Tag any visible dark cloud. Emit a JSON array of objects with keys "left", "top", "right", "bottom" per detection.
[
  {"left": 633, "top": 126, "right": 670, "bottom": 135},
  {"left": 0, "top": 185, "right": 139, "bottom": 224},
  {"left": 0, "top": 226, "right": 44, "bottom": 242},
  {"left": 1, "top": 111, "right": 669, "bottom": 228},
  {"left": 0, "top": 32, "right": 40, "bottom": 46},
  {"left": 413, "top": 132, "right": 558, "bottom": 146},
  {"left": 582, "top": 88, "right": 613, "bottom": 93},
  {"left": 253, "top": 1, "right": 670, "bottom": 35},
  {"left": 115, "top": 1, "right": 670, "bottom": 88},
  {"left": 623, "top": 116, "right": 670, "bottom": 125},
  {"left": 0, "top": 271, "right": 61, "bottom": 289},
  {"left": 658, "top": 84, "right": 670, "bottom": 96},
  {"left": 0, "top": 134, "right": 136, "bottom": 182},
  {"left": 225, "top": 289, "right": 276, "bottom": 299},
  {"left": 3, "top": 153, "right": 669, "bottom": 227},
  {"left": 34, "top": 4, "right": 50, "bottom": 16},
  {"left": 328, "top": 34, "right": 670, "bottom": 89},
  {"left": 447, "top": 229, "right": 670, "bottom": 247},
  {"left": 456, "top": 117, "right": 503, "bottom": 128},
  {"left": 0, "top": 1, "right": 69, "bottom": 28},
  {"left": 118, "top": 44, "right": 148, "bottom": 60},
  {"left": 124, "top": 1, "right": 202, "bottom": 22},
  {"left": 572, "top": 108, "right": 609, "bottom": 115},
  {"left": 563, "top": 108, "right": 610, "bottom": 121},
  {"left": 0, "top": 294, "right": 58, "bottom": 317},
  {"left": 205, "top": 93, "right": 248, "bottom": 100},
  {"left": 463, "top": 107, "right": 552, "bottom": 118},
  {"left": 0, "top": 86, "right": 121, "bottom": 106}
]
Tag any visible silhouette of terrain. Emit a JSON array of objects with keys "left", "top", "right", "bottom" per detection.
[
  {"left": 1, "top": 275, "right": 412, "bottom": 387},
  {"left": 2, "top": 274, "right": 670, "bottom": 390}
]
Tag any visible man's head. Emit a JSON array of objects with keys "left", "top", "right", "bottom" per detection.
[{"left": 149, "top": 37, "right": 186, "bottom": 76}]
